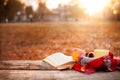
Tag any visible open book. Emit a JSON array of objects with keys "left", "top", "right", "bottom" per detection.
[{"left": 43, "top": 52, "right": 76, "bottom": 70}]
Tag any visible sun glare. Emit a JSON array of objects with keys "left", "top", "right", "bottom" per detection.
[
  {"left": 79, "top": 0, "right": 111, "bottom": 16},
  {"left": 46, "top": 0, "right": 71, "bottom": 10}
]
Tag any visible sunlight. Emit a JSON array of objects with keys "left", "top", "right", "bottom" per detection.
[
  {"left": 46, "top": 0, "right": 71, "bottom": 10},
  {"left": 79, "top": 0, "right": 111, "bottom": 16},
  {"left": 22, "top": 0, "right": 39, "bottom": 11},
  {"left": 21, "top": 0, "right": 71, "bottom": 11}
]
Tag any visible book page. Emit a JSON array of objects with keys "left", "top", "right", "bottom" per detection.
[{"left": 43, "top": 52, "right": 75, "bottom": 68}]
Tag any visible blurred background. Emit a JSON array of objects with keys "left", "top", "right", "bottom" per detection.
[
  {"left": 0, "top": 0, "right": 120, "bottom": 22},
  {"left": 0, "top": 0, "right": 120, "bottom": 60}
]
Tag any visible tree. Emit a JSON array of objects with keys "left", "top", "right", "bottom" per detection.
[
  {"left": 25, "top": 6, "right": 34, "bottom": 16},
  {"left": 37, "top": 2, "right": 46, "bottom": 20},
  {"left": 37, "top": 2, "right": 51, "bottom": 21},
  {"left": 103, "top": 0, "right": 120, "bottom": 20},
  {"left": 68, "top": 0, "right": 86, "bottom": 20},
  {"left": 0, "top": 0, "right": 24, "bottom": 22},
  {"left": 25, "top": 6, "right": 34, "bottom": 21},
  {"left": 0, "top": 0, "right": 6, "bottom": 22}
]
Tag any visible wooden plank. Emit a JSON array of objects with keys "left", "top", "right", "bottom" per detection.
[
  {"left": 0, "top": 70, "right": 120, "bottom": 80},
  {"left": 0, "top": 60, "right": 120, "bottom": 80},
  {"left": 0, "top": 60, "right": 120, "bottom": 70},
  {"left": 0, "top": 60, "right": 55, "bottom": 70}
]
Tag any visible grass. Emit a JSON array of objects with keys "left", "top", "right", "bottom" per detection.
[{"left": 0, "top": 21, "right": 120, "bottom": 60}]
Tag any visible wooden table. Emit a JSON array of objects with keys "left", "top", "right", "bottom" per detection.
[{"left": 0, "top": 60, "right": 120, "bottom": 80}]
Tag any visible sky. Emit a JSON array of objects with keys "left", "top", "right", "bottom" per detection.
[
  {"left": 21, "top": 0, "right": 71, "bottom": 11},
  {"left": 46, "top": 0, "right": 71, "bottom": 10},
  {"left": 21, "top": 0, "right": 111, "bottom": 16},
  {"left": 21, "top": 0, "right": 39, "bottom": 11}
]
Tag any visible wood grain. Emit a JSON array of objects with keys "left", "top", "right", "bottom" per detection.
[
  {"left": 0, "top": 60, "right": 120, "bottom": 80},
  {"left": 0, "top": 70, "right": 120, "bottom": 80},
  {"left": 0, "top": 60, "right": 55, "bottom": 70}
]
